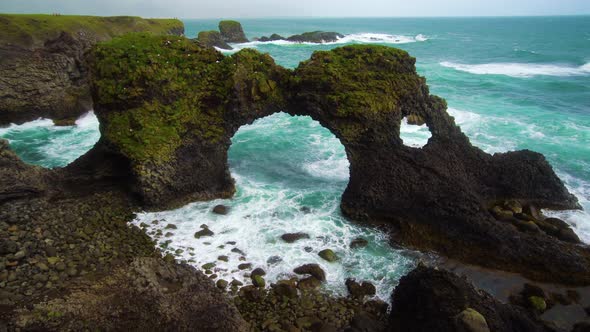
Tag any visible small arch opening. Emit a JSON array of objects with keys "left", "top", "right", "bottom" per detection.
[{"left": 400, "top": 114, "right": 432, "bottom": 148}]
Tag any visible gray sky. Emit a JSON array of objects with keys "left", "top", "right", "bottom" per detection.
[{"left": 1, "top": 0, "right": 589, "bottom": 18}]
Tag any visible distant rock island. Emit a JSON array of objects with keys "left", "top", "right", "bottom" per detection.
[
  {"left": 256, "top": 31, "right": 344, "bottom": 43},
  {"left": 197, "top": 20, "right": 344, "bottom": 50}
]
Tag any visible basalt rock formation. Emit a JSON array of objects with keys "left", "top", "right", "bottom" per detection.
[
  {"left": 219, "top": 20, "right": 249, "bottom": 43},
  {"left": 0, "top": 14, "right": 184, "bottom": 125},
  {"left": 197, "top": 30, "right": 232, "bottom": 50},
  {"left": 79, "top": 33, "right": 590, "bottom": 286},
  {"left": 389, "top": 265, "right": 549, "bottom": 332}
]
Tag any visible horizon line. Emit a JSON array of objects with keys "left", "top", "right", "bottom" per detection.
[{"left": 1, "top": 12, "right": 589, "bottom": 20}]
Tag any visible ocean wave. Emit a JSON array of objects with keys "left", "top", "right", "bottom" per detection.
[
  {"left": 440, "top": 61, "right": 590, "bottom": 78},
  {"left": 229, "top": 33, "right": 428, "bottom": 49}
]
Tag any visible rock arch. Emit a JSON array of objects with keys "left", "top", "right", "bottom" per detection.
[{"left": 61, "top": 33, "right": 589, "bottom": 284}]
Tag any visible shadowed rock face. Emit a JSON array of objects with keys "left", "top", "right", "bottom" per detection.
[
  {"left": 35, "top": 34, "right": 589, "bottom": 285},
  {"left": 388, "top": 266, "right": 549, "bottom": 332},
  {"left": 0, "top": 14, "right": 184, "bottom": 125}
]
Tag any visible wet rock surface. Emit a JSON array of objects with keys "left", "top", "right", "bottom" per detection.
[{"left": 256, "top": 31, "right": 344, "bottom": 43}]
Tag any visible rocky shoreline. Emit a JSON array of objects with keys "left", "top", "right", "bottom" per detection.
[{"left": 1, "top": 16, "right": 590, "bottom": 331}]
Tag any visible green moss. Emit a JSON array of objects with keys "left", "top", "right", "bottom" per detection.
[
  {"left": 294, "top": 45, "right": 428, "bottom": 142},
  {"left": 92, "top": 33, "right": 232, "bottom": 163},
  {"left": 0, "top": 14, "right": 183, "bottom": 48},
  {"left": 92, "top": 33, "right": 289, "bottom": 165},
  {"left": 528, "top": 296, "right": 547, "bottom": 312}
]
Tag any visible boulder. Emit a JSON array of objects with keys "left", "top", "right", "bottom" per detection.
[
  {"left": 454, "top": 308, "right": 490, "bottom": 332},
  {"left": 281, "top": 232, "right": 310, "bottom": 243},
  {"left": 350, "top": 237, "right": 369, "bottom": 249},
  {"left": 212, "top": 204, "right": 230, "bottom": 215},
  {"left": 345, "top": 278, "right": 376, "bottom": 299},
  {"left": 294, "top": 264, "right": 325, "bottom": 281},
  {"left": 318, "top": 249, "right": 338, "bottom": 262},
  {"left": 252, "top": 275, "right": 265, "bottom": 288},
  {"left": 194, "top": 228, "right": 214, "bottom": 239},
  {"left": 218, "top": 20, "right": 249, "bottom": 43}
]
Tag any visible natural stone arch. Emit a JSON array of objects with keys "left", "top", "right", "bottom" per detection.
[{"left": 70, "top": 33, "right": 590, "bottom": 284}]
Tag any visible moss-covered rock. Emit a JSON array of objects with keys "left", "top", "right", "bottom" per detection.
[
  {"left": 218, "top": 20, "right": 248, "bottom": 43},
  {"left": 90, "top": 33, "right": 289, "bottom": 208},
  {"left": 527, "top": 296, "right": 547, "bottom": 312},
  {"left": 197, "top": 30, "right": 231, "bottom": 50},
  {"left": 318, "top": 249, "right": 338, "bottom": 262}
]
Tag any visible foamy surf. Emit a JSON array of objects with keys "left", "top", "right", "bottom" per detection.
[
  {"left": 132, "top": 113, "right": 417, "bottom": 302},
  {"left": 440, "top": 61, "right": 590, "bottom": 78},
  {"left": 0, "top": 111, "right": 99, "bottom": 168},
  {"left": 229, "top": 32, "right": 428, "bottom": 49}
]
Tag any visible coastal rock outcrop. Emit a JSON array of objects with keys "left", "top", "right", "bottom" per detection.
[
  {"left": 197, "top": 30, "right": 232, "bottom": 50},
  {"left": 256, "top": 31, "right": 344, "bottom": 43},
  {"left": 0, "top": 14, "right": 184, "bottom": 125},
  {"left": 80, "top": 35, "right": 590, "bottom": 285},
  {"left": 388, "top": 266, "right": 549, "bottom": 332},
  {"left": 219, "top": 20, "right": 249, "bottom": 43}
]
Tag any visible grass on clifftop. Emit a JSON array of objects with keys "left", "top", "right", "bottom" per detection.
[{"left": 0, "top": 14, "right": 183, "bottom": 48}]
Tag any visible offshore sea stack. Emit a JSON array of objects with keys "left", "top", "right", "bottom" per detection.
[
  {"left": 218, "top": 20, "right": 249, "bottom": 43},
  {"left": 0, "top": 14, "right": 184, "bottom": 125},
  {"left": 78, "top": 33, "right": 590, "bottom": 285}
]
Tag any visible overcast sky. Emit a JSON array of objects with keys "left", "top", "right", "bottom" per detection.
[{"left": 1, "top": 0, "right": 589, "bottom": 18}]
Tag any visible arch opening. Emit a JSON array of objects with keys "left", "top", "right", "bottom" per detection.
[
  {"left": 0, "top": 111, "right": 100, "bottom": 168},
  {"left": 131, "top": 112, "right": 416, "bottom": 301},
  {"left": 399, "top": 114, "right": 432, "bottom": 149}
]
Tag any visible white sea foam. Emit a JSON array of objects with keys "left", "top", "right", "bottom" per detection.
[
  {"left": 399, "top": 117, "right": 431, "bottom": 148},
  {"left": 0, "top": 111, "right": 99, "bottom": 168},
  {"left": 229, "top": 33, "right": 428, "bottom": 49},
  {"left": 440, "top": 61, "right": 590, "bottom": 78},
  {"left": 132, "top": 171, "right": 416, "bottom": 301}
]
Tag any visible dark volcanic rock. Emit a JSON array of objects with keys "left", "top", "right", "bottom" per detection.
[
  {"left": 0, "top": 139, "right": 50, "bottom": 203},
  {"left": 257, "top": 33, "right": 285, "bottom": 42},
  {"left": 346, "top": 278, "right": 376, "bottom": 299},
  {"left": 0, "top": 14, "right": 184, "bottom": 125},
  {"left": 197, "top": 30, "right": 232, "bottom": 50},
  {"left": 212, "top": 204, "right": 229, "bottom": 215},
  {"left": 281, "top": 232, "right": 310, "bottom": 243},
  {"left": 219, "top": 20, "right": 249, "bottom": 43},
  {"left": 388, "top": 266, "right": 549, "bottom": 332},
  {"left": 294, "top": 264, "right": 326, "bottom": 281},
  {"left": 80, "top": 38, "right": 590, "bottom": 285},
  {"left": 13, "top": 258, "right": 247, "bottom": 331},
  {"left": 287, "top": 31, "right": 344, "bottom": 43}
]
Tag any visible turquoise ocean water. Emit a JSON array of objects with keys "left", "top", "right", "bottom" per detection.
[{"left": 1, "top": 17, "right": 589, "bottom": 300}]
